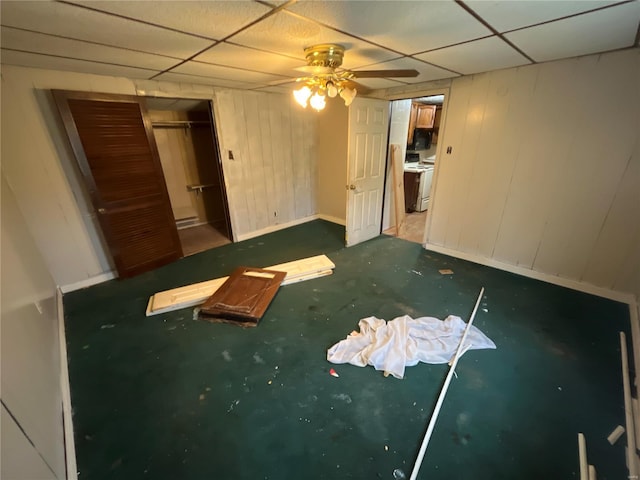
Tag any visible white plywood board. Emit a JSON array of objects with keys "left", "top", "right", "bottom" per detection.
[
  {"left": 288, "top": 0, "right": 491, "bottom": 54},
  {"left": 505, "top": 2, "right": 640, "bottom": 62},
  {"left": 416, "top": 36, "right": 530, "bottom": 75},
  {"left": 0, "top": 0, "right": 212, "bottom": 58},
  {"left": 78, "top": 0, "right": 272, "bottom": 40},
  {"left": 146, "top": 254, "right": 335, "bottom": 315}
]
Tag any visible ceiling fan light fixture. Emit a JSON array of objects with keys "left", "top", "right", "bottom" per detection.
[
  {"left": 293, "top": 85, "right": 312, "bottom": 108},
  {"left": 309, "top": 91, "right": 326, "bottom": 111},
  {"left": 339, "top": 87, "right": 357, "bottom": 107},
  {"left": 326, "top": 81, "right": 338, "bottom": 98}
]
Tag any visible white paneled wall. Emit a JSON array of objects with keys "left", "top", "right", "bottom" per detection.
[
  {"left": 1, "top": 176, "right": 65, "bottom": 479},
  {"left": 213, "top": 89, "right": 317, "bottom": 240},
  {"left": 427, "top": 48, "right": 640, "bottom": 297},
  {"left": 316, "top": 97, "right": 349, "bottom": 225},
  {"left": 382, "top": 99, "right": 411, "bottom": 231},
  {"left": 1, "top": 65, "right": 318, "bottom": 287}
]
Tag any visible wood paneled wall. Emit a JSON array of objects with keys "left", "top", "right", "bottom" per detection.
[
  {"left": 426, "top": 49, "right": 640, "bottom": 297},
  {"left": 1, "top": 65, "right": 318, "bottom": 287},
  {"left": 213, "top": 89, "right": 318, "bottom": 239}
]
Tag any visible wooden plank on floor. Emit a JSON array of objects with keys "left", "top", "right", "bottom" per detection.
[
  {"left": 146, "top": 254, "right": 335, "bottom": 316},
  {"left": 390, "top": 144, "right": 405, "bottom": 236}
]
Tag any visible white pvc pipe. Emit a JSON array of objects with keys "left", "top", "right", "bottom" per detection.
[
  {"left": 620, "top": 331, "right": 638, "bottom": 478},
  {"left": 578, "top": 433, "right": 588, "bottom": 480},
  {"left": 409, "top": 287, "right": 485, "bottom": 480}
]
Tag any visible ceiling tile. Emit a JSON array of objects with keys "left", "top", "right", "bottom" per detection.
[
  {"left": 173, "top": 61, "right": 286, "bottom": 84},
  {"left": 0, "top": 1, "right": 212, "bottom": 59},
  {"left": 356, "top": 57, "right": 457, "bottom": 83},
  {"left": 73, "top": 1, "right": 273, "bottom": 40},
  {"left": 194, "top": 42, "right": 303, "bottom": 77},
  {"left": 351, "top": 78, "right": 407, "bottom": 90},
  {"left": 153, "top": 71, "right": 257, "bottom": 89},
  {"left": 466, "top": 0, "right": 622, "bottom": 32},
  {"left": 287, "top": 0, "right": 492, "bottom": 54},
  {"left": 0, "top": 49, "right": 158, "bottom": 79},
  {"left": 415, "top": 36, "right": 530, "bottom": 75},
  {"left": 0, "top": 27, "right": 178, "bottom": 71},
  {"left": 505, "top": 2, "right": 640, "bottom": 62},
  {"left": 229, "top": 11, "right": 399, "bottom": 69}
]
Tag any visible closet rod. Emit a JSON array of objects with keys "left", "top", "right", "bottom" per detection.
[{"left": 151, "top": 120, "right": 210, "bottom": 129}]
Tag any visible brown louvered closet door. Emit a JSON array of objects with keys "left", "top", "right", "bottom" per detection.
[{"left": 53, "top": 90, "right": 183, "bottom": 278}]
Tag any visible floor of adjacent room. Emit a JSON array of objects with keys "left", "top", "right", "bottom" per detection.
[{"left": 63, "top": 220, "right": 631, "bottom": 479}]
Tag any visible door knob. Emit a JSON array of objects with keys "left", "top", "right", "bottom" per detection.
[
  {"left": 97, "top": 208, "right": 107, "bottom": 214},
  {"left": 346, "top": 184, "right": 356, "bottom": 190}
]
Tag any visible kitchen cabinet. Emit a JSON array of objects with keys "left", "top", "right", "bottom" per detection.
[
  {"left": 407, "top": 103, "right": 418, "bottom": 145},
  {"left": 415, "top": 104, "right": 436, "bottom": 129},
  {"left": 408, "top": 104, "right": 436, "bottom": 145}
]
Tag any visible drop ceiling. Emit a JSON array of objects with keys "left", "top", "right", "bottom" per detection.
[{"left": 1, "top": 0, "right": 639, "bottom": 94}]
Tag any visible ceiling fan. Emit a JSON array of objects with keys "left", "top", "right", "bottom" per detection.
[{"left": 282, "top": 44, "right": 419, "bottom": 111}]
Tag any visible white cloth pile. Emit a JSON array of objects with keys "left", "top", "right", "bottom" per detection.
[{"left": 327, "top": 315, "right": 496, "bottom": 379}]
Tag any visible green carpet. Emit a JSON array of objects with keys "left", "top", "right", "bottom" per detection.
[{"left": 63, "top": 220, "right": 631, "bottom": 479}]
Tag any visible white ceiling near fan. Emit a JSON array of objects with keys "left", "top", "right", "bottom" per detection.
[{"left": 1, "top": 0, "right": 638, "bottom": 93}]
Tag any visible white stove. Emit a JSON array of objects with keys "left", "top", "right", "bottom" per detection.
[{"left": 404, "top": 162, "right": 434, "bottom": 212}]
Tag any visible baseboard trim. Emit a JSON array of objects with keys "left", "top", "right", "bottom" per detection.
[
  {"left": 424, "top": 243, "right": 637, "bottom": 305},
  {"left": 236, "top": 215, "right": 320, "bottom": 241},
  {"left": 57, "top": 288, "right": 77, "bottom": 480},
  {"left": 629, "top": 302, "right": 640, "bottom": 386},
  {"left": 316, "top": 214, "right": 346, "bottom": 226},
  {"left": 60, "top": 271, "right": 116, "bottom": 293}
]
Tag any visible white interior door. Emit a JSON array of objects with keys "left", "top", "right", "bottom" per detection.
[{"left": 345, "top": 97, "right": 390, "bottom": 246}]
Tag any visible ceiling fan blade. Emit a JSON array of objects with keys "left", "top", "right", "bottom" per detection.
[{"left": 352, "top": 69, "right": 419, "bottom": 78}]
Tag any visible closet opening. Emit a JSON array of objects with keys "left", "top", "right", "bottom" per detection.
[{"left": 147, "top": 97, "right": 232, "bottom": 256}]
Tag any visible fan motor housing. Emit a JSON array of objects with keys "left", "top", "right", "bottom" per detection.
[{"left": 304, "top": 44, "right": 345, "bottom": 68}]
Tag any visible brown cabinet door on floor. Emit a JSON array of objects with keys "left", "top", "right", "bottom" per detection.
[{"left": 53, "top": 90, "right": 183, "bottom": 278}]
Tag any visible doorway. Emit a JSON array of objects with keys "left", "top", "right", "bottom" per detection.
[
  {"left": 146, "top": 97, "right": 232, "bottom": 256},
  {"left": 382, "top": 92, "right": 446, "bottom": 245}
]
